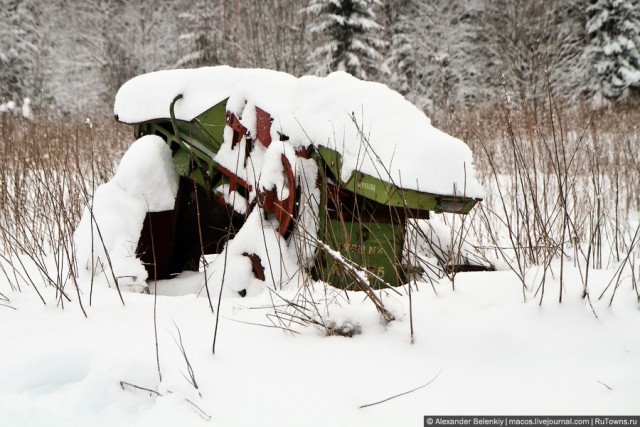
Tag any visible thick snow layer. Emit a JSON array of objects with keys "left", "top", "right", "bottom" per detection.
[
  {"left": 115, "top": 67, "right": 483, "bottom": 198},
  {"left": 114, "top": 135, "right": 179, "bottom": 212},
  {"left": 74, "top": 135, "right": 178, "bottom": 288},
  {"left": 74, "top": 181, "right": 149, "bottom": 287},
  {"left": 1, "top": 262, "right": 639, "bottom": 426},
  {"left": 113, "top": 66, "right": 269, "bottom": 124},
  {"left": 206, "top": 209, "right": 303, "bottom": 298}
]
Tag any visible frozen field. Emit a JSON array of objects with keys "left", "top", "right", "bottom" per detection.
[{"left": 1, "top": 263, "right": 638, "bottom": 427}]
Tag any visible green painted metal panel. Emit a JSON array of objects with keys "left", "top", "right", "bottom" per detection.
[
  {"left": 134, "top": 100, "right": 230, "bottom": 189},
  {"left": 172, "top": 149, "right": 191, "bottom": 176},
  {"left": 317, "top": 218, "right": 406, "bottom": 289},
  {"left": 194, "top": 100, "right": 227, "bottom": 152},
  {"left": 317, "top": 145, "right": 478, "bottom": 215}
]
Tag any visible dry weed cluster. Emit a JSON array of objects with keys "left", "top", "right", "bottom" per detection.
[
  {"left": 440, "top": 99, "right": 640, "bottom": 305},
  {"left": 0, "top": 99, "right": 638, "bottom": 311},
  {"left": 0, "top": 114, "right": 129, "bottom": 309}
]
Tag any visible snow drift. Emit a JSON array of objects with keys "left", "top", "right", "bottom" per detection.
[{"left": 74, "top": 135, "right": 179, "bottom": 288}]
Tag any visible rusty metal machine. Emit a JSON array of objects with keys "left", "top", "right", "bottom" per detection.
[{"left": 114, "top": 67, "right": 483, "bottom": 288}]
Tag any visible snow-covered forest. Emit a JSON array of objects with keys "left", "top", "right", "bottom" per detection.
[{"left": 1, "top": 0, "right": 640, "bottom": 114}]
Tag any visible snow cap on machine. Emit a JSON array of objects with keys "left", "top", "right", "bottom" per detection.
[{"left": 115, "top": 66, "right": 484, "bottom": 199}]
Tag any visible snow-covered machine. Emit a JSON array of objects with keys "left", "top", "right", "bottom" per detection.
[{"left": 109, "top": 66, "right": 484, "bottom": 289}]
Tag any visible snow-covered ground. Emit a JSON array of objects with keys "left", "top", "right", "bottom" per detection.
[{"left": 1, "top": 264, "right": 638, "bottom": 427}]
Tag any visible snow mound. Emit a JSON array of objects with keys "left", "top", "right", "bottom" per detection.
[
  {"left": 207, "top": 209, "right": 303, "bottom": 298},
  {"left": 115, "top": 66, "right": 484, "bottom": 199},
  {"left": 114, "top": 135, "right": 179, "bottom": 212},
  {"left": 74, "top": 135, "right": 179, "bottom": 288}
]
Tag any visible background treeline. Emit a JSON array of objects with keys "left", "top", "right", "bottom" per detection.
[{"left": 1, "top": 0, "right": 639, "bottom": 116}]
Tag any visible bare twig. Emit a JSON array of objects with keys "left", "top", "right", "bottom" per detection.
[
  {"left": 172, "top": 321, "right": 200, "bottom": 394},
  {"left": 119, "top": 381, "right": 162, "bottom": 397},
  {"left": 359, "top": 369, "right": 443, "bottom": 409}
]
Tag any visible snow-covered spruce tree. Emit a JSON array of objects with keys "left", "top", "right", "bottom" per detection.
[
  {"left": 583, "top": 0, "right": 640, "bottom": 102},
  {"left": 306, "top": 0, "right": 385, "bottom": 80}
]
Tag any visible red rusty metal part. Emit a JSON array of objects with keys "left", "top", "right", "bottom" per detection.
[
  {"left": 295, "top": 146, "right": 312, "bottom": 159},
  {"left": 216, "top": 155, "right": 296, "bottom": 237},
  {"left": 255, "top": 107, "right": 272, "bottom": 147},
  {"left": 244, "top": 136, "right": 253, "bottom": 167},
  {"left": 137, "top": 209, "right": 178, "bottom": 281},
  {"left": 215, "top": 163, "right": 253, "bottom": 193},
  {"left": 137, "top": 177, "right": 245, "bottom": 281},
  {"left": 259, "top": 154, "right": 296, "bottom": 237},
  {"left": 225, "top": 111, "right": 247, "bottom": 149},
  {"left": 221, "top": 106, "right": 305, "bottom": 238},
  {"left": 242, "top": 252, "right": 265, "bottom": 281}
]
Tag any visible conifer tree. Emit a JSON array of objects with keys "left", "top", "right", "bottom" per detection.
[
  {"left": 307, "top": 0, "right": 385, "bottom": 80},
  {"left": 583, "top": 0, "right": 640, "bottom": 102}
]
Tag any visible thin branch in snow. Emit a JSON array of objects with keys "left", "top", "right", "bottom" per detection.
[
  {"left": 172, "top": 321, "right": 201, "bottom": 395},
  {"left": 359, "top": 369, "right": 443, "bottom": 409},
  {"left": 120, "top": 381, "right": 161, "bottom": 397}
]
